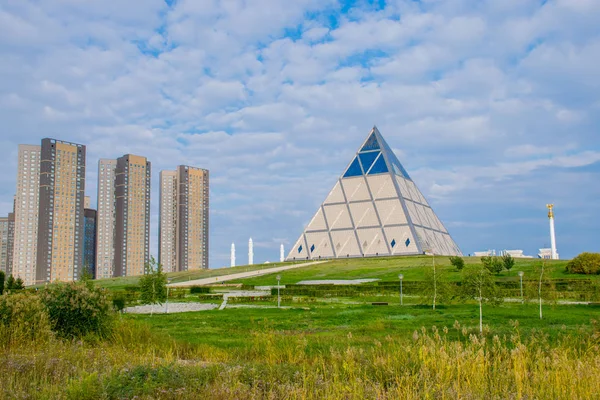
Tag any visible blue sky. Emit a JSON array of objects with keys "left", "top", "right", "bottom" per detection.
[{"left": 0, "top": 0, "right": 599, "bottom": 266}]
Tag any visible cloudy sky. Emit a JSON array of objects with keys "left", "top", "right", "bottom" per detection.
[{"left": 1, "top": 0, "right": 599, "bottom": 267}]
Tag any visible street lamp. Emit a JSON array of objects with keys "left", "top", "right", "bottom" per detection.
[
  {"left": 398, "top": 274, "right": 404, "bottom": 305},
  {"left": 518, "top": 271, "right": 524, "bottom": 304},
  {"left": 276, "top": 275, "right": 281, "bottom": 308},
  {"left": 166, "top": 278, "right": 172, "bottom": 314}
]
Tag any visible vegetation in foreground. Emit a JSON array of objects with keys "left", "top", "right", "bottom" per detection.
[
  {"left": 1, "top": 308, "right": 599, "bottom": 399},
  {"left": 2, "top": 254, "right": 600, "bottom": 399},
  {"left": 2, "top": 281, "right": 600, "bottom": 399}
]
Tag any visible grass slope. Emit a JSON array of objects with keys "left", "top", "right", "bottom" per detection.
[
  {"left": 230, "top": 255, "right": 581, "bottom": 286},
  {"left": 94, "top": 260, "right": 308, "bottom": 291}
]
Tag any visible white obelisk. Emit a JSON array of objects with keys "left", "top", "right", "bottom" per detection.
[
  {"left": 248, "top": 238, "right": 254, "bottom": 265},
  {"left": 230, "top": 243, "right": 236, "bottom": 267},
  {"left": 547, "top": 204, "right": 558, "bottom": 260},
  {"left": 280, "top": 244, "right": 284, "bottom": 262}
]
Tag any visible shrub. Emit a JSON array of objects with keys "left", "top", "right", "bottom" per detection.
[
  {"left": 39, "top": 281, "right": 114, "bottom": 339},
  {"left": 138, "top": 258, "right": 167, "bottom": 315},
  {"left": 169, "top": 288, "right": 186, "bottom": 299},
  {"left": 502, "top": 254, "right": 515, "bottom": 271},
  {"left": 449, "top": 256, "right": 465, "bottom": 271},
  {"left": 190, "top": 286, "right": 210, "bottom": 294},
  {"left": 111, "top": 292, "right": 127, "bottom": 313},
  {"left": 481, "top": 256, "right": 503, "bottom": 274},
  {"left": 0, "top": 292, "right": 52, "bottom": 347},
  {"left": 566, "top": 253, "right": 600, "bottom": 275}
]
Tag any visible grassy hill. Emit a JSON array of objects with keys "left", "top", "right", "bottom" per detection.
[
  {"left": 93, "top": 259, "right": 308, "bottom": 290},
  {"left": 93, "top": 254, "right": 591, "bottom": 291},
  {"left": 229, "top": 255, "right": 577, "bottom": 286}
]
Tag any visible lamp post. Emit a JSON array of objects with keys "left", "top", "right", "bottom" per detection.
[
  {"left": 518, "top": 271, "right": 524, "bottom": 304},
  {"left": 276, "top": 275, "right": 281, "bottom": 308},
  {"left": 166, "top": 278, "right": 172, "bottom": 314},
  {"left": 398, "top": 274, "right": 404, "bottom": 305}
]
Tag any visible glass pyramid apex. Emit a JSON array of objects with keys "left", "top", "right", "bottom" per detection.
[{"left": 343, "top": 126, "right": 411, "bottom": 180}]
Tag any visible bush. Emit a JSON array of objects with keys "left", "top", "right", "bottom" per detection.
[
  {"left": 0, "top": 292, "right": 52, "bottom": 347},
  {"left": 138, "top": 257, "right": 167, "bottom": 313},
  {"left": 169, "top": 288, "right": 186, "bottom": 299},
  {"left": 449, "top": 256, "right": 465, "bottom": 271},
  {"left": 111, "top": 292, "right": 127, "bottom": 313},
  {"left": 190, "top": 286, "right": 210, "bottom": 294},
  {"left": 482, "top": 256, "right": 503, "bottom": 274},
  {"left": 566, "top": 253, "right": 600, "bottom": 275},
  {"left": 502, "top": 254, "right": 515, "bottom": 271},
  {"left": 39, "top": 281, "right": 114, "bottom": 339}
]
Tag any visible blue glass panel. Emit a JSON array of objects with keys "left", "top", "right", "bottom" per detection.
[
  {"left": 405, "top": 238, "right": 410, "bottom": 247},
  {"left": 343, "top": 157, "right": 363, "bottom": 177},
  {"left": 358, "top": 151, "right": 380, "bottom": 173},
  {"left": 367, "top": 154, "right": 388, "bottom": 174},
  {"left": 391, "top": 239, "right": 396, "bottom": 248},
  {"left": 310, "top": 244, "right": 315, "bottom": 252},
  {"left": 298, "top": 245, "right": 303, "bottom": 253},
  {"left": 360, "top": 133, "right": 380, "bottom": 152},
  {"left": 379, "top": 135, "right": 411, "bottom": 180}
]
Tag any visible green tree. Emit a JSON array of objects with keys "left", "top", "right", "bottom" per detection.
[
  {"left": 14, "top": 278, "right": 25, "bottom": 290},
  {"left": 138, "top": 257, "right": 167, "bottom": 315},
  {"left": 481, "top": 256, "right": 503, "bottom": 274},
  {"left": 0, "top": 271, "right": 5, "bottom": 295},
  {"left": 461, "top": 264, "right": 503, "bottom": 333},
  {"left": 502, "top": 254, "right": 515, "bottom": 271},
  {"left": 5, "top": 275, "right": 16, "bottom": 291},
  {"left": 449, "top": 256, "right": 465, "bottom": 271},
  {"left": 80, "top": 268, "right": 95, "bottom": 290},
  {"left": 566, "top": 252, "right": 600, "bottom": 275},
  {"left": 421, "top": 266, "right": 452, "bottom": 309}
]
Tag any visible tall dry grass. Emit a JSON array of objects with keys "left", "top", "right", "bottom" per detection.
[{"left": 0, "top": 317, "right": 599, "bottom": 399}]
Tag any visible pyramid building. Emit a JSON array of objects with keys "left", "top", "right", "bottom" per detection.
[{"left": 287, "top": 127, "right": 462, "bottom": 261}]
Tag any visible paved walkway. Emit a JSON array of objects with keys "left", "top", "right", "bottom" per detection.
[{"left": 169, "top": 261, "right": 326, "bottom": 287}]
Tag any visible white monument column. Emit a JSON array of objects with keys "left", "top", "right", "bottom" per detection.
[
  {"left": 547, "top": 204, "right": 558, "bottom": 260},
  {"left": 248, "top": 238, "right": 254, "bottom": 265},
  {"left": 280, "top": 244, "right": 285, "bottom": 262},
  {"left": 230, "top": 243, "right": 236, "bottom": 267}
]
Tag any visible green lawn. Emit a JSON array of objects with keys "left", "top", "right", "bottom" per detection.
[
  {"left": 92, "top": 255, "right": 592, "bottom": 291},
  {"left": 127, "top": 302, "right": 598, "bottom": 354},
  {"left": 229, "top": 255, "right": 578, "bottom": 286}
]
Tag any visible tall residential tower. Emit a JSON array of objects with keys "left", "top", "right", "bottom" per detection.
[
  {"left": 36, "top": 138, "right": 86, "bottom": 283},
  {"left": 0, "top": 217, "right": 9, "bottom": 274},
  {"left": 96, "top": 159, "right": 117, "bottom": 279},
  {"left": 114, "top": 155, "right": 151, "bottom": 276},
  {"left": 12, "top": 144, "right": 41, "bottom": 285},
  {"left": 159, "top": 170, "right": 177, "bottom": 272},
  {"left": 159, "top": 165, "right": 209, "bottom": 271}
]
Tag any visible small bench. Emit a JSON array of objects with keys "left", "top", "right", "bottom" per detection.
[{"left": 371, "top": 302, "right": 388, "bottom": 306}]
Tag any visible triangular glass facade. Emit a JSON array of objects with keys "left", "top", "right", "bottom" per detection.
[{"left": 287, "top": 126, "right": 462, "bottom": 261}]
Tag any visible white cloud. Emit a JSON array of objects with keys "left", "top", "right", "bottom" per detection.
[{"left": 0, "top": 0, "right": 598, "bottom": 264}]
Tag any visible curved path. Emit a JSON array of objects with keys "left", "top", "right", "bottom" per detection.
[{"left": 168, "top": 261, "right": 326, "bottom": 287}]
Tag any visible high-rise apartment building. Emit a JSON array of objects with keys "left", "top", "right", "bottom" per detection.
[
  {"left": 5, "top": 212, "right": 15, "bottom": 275},
  {"left": 0, "top": 217, "right": 9, "bottom": 273},
  {"left": 83, "top": 208, "right": 97, "bottom": 278},
  {"left": 114, "top": 155, "right": 151, "bottom": 277},
  {"left": 12, "top": 144, "right": 41, "bottom": 286},
  {"left": 36, "top": 138, "right": 86, "bottom": 283},
  {"left": 96, "top": 159, "right": 116, "bottom": 279},
  {"left": 159, "top": 165, "right": 209, "bottom": 271},
  {"left": 159, "top": 170, "right": 177, "bottom": 272}
]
